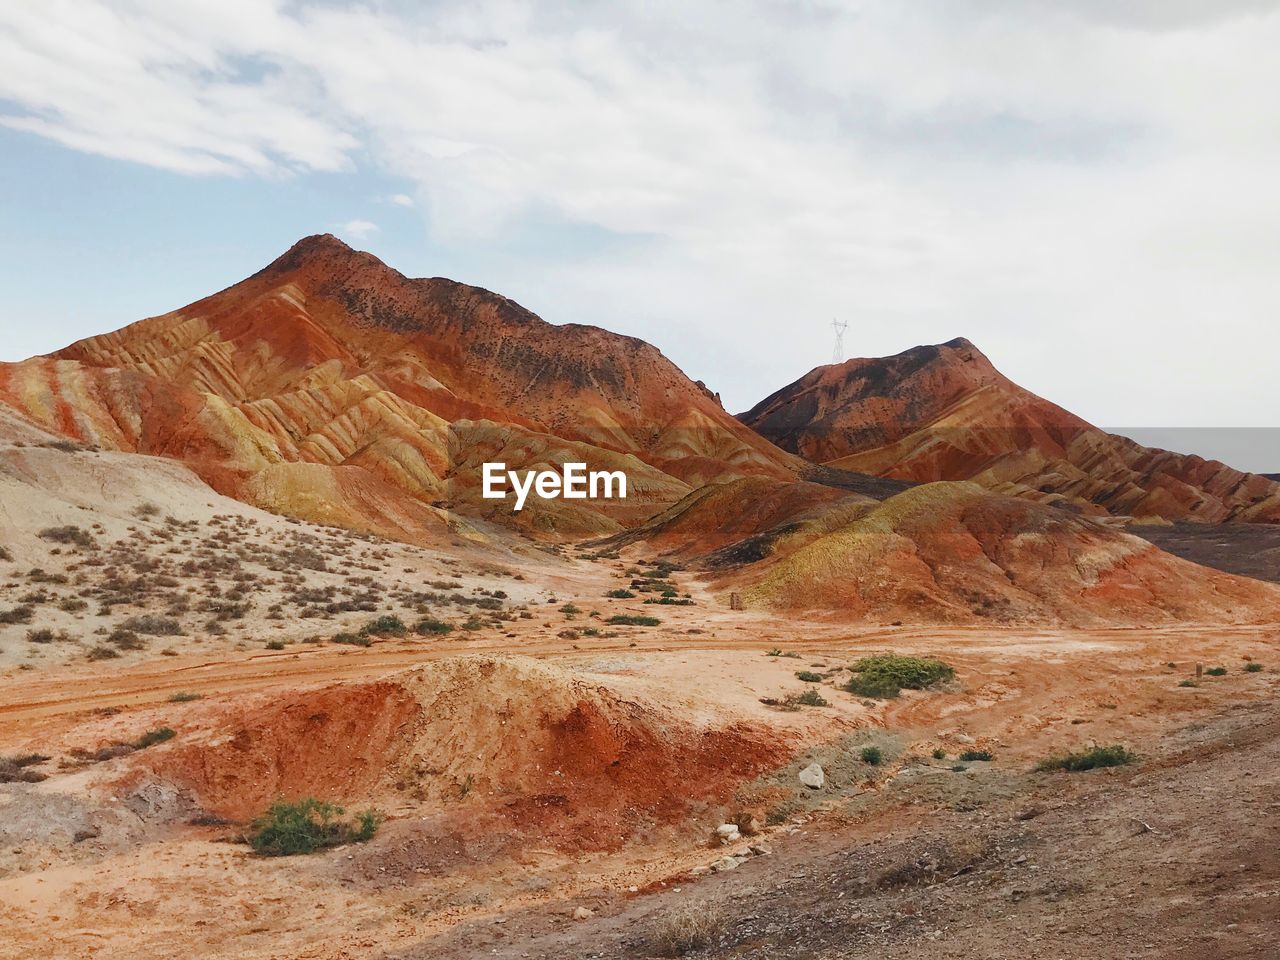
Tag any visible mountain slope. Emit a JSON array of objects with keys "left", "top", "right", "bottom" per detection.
[
  {"left": 736, "top": 482, "right": 1280, "bottom": 625},
  {"left": 0, "top": 236, "right": 803, "bottom": 540},
  {"left": 740, "top": 338, "right": 1280, "bottom": 523}
]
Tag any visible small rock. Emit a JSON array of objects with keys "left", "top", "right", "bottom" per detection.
[
  {"left": 749, "top": 844, "right": 771, "bottom": 856},
  {"left": 799, "top": 763, "right": 825, "bottom": 789},
  {"left": 572, "top": 906, "right": 594, "bottom": 920},
  {"left": 712, "top": 856, "right": 741, "bottom": 872},
  {"left": 715, "top": 823, "right": 741, "bottom": 844},
  {"left": 734, "top": 812, "right": 763, "bottom": 837}
]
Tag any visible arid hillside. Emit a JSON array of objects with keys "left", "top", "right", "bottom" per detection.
[
  {"left": 0, "top": 236, "right": 804, "bottom": 542},
  {"left": 740, "top": 338, "right": 1280, "bottom": 523},
  {"left": 605, "top": 478, "right": 1280, "bottom": 626}
]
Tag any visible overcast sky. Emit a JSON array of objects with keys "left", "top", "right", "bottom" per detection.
[{"left": 2, "top": 1, "right": 1279, "bottom": 467}]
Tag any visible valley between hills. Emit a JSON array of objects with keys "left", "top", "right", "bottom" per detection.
[{"left": 0, "top": 237, "right": 1276, "bottom": 959}]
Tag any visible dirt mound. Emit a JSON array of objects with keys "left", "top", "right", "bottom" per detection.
[
  {"left": 739, "top": 338, "right": 1280, "bottom": 523},
  {"left": 737, "top": 481, "right": 1280, "bottom": 626},
  {"left": 134, "top": 657, "right": 791, "bottom": 845}
]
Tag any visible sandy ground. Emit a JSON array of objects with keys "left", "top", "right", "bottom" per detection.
[{"left": 2, "top": 432, "right": 1278, "bottom": 960}]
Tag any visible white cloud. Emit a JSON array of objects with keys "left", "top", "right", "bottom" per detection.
[
  {"left": 2, "top": 1, "right": 1280, "bottom": 431},
  {"left": 387, "top": 193, "right": 415, "bottom": 207},
  {"left": 338, "top": 219, "right": 379, "bottom": 241}
]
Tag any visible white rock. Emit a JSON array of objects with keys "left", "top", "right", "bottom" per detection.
[
  {"left": 799, "top": 762, "right": 825, "bottom": 789},
  {"left": 572, "top": 906, "right": 594, "bottom": 920},
  {"left": 715, "top": 823, "right": 740, "bottom": 838},
  {"left": 713, "top": 855, "right": 741, "bottom": 872}
]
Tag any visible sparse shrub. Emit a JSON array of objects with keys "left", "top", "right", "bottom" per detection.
[
  {"left": 415, "top": 618, "right": 453, "bottom": 635},
  {"left": 133, "top": 502, "right": 161, "bottom": 520},
  {"left": 1205, "top": 666, "right": 1227, "bottom": 676},
  {"left": 844, "top": 654, "right": 955, "bottom": 699},
  {"left": 38, "top": 525, "right": 95, "bottom": 549},
  {"left": 795, "top": 670, "right": 824, "bottom": 683},
  {"left": 653, "top": 902, "right": 727, "bottom": 957},
  {"left": 0, "top": 546, "right": 11, "bottom": 562},
  {"left": 119, "top": 614, "right": 183, "bottom": 636},
  {"left": 132, "top": 727, "right": 175, "bottom": 749},
  {"left": 461, "top": 615, "right": 484, "bottom": 631},
  {"left": 26, "top": 628, "right": 55, "bottom": 644},
  {"left": 785, "top": 687, "right": 830, "bottom": 708},
  {"left": 265, "top": 639, "right": 285, "bottom": 650},
  {"left": 0, "top": 753, "right": 50, "bottom": 783},
  {"left": 361, "top": 615, "right": 407, "bottom": 636},
  {"left": 932, "top": 748, "right": 947, "bottom": 760},
  {"left": 87, "top": 644, "right": 120, "bottom": 661},
  {"left": 860, "top": 746, "right": 884, "bottom": 765},
  {"left": 1036, "top": 744, "right": 1135, "bottom": 772},
  {"left": 559, "top": 603, "right": 581, "bottom": 617},
  {"left": 1178, "top": 679, "right": 1198, "bottom": 687},
  {"left": 0, "top": 604, "right": 35, "bottom": 625},
  {"left": 245, "top": 798, "right": 381, "bottom": 856},
  {"left": 605, "top": 589, "right": 635, "bottom": 599},
  {"left": 607, "top": 614, "right": 661, "bottom": 626},
  {"left": 168, "top": 691, "right": 202, "bottom": 702},
  {"left": 59, "top": 597, "right": 88, "bottom": 613},
  {"left": 107, "top": 628, "right": 146, "bottom": 650},
  {"left": 958, "top": 749, "right": 993, "bottom": 762},
  {"left": 332, "top": 632, "right": 372, "bottom": 647},
  {"left": 1245, "top": 662, "right": 1264, "bottom": 673}
]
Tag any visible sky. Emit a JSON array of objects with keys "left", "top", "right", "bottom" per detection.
[{"left": 2, "top": 0, "right": 1280, "bottom": 468}]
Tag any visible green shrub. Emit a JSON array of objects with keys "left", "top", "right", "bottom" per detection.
[
  {"left": 1177, "top": 678, "right": 1198, "bottom": 687},
  {"left": 860, "top": 746, "right": 883, "bottom": 765},
  {"left": 1204, "top": 666, "right": 1227, "bottom": 677},
  {"left": 1036, "top": 744, "right": 1136, "bottom": 772},
  {"left": 786, "top": 687, "right": 830, "bottom": 708},
  {"left": 265, "top": 639, "right": 285, "bottom": 650},
  {"left": 461, "top": 615, "right": 484, "bottom": 631},
  {"left": 415, "top": 618, "right": 453, "bottom": 635},
  {"left": 844, "top": 654, "right": 955, "bottom": 699},
  {"left": 1245, "top": 662, "right": 1264, "bottom": 673},
  {"left": 644, "top": 596, "right": 694, "bottom": 605},
  {"left": 559, "top": 604, "right": 580, "bottom": 616},
  {"left": 361, "top": 615, "right": 406, "bottom": 636},
  {"left": 245, "top": 798, "right": 381, "bottom": 856},
  {"left": 795, "top": 671, "right": 824, "bottom": 683},
  {"left": 931, "top": 748, "right": 947, "bottom": 760},
  {"left": 132, "top": 727, "right": 175, "bottom": 750},
  {"left": 605, "top": 589, "right": 635, "bottom": 599},
  {"left": 332, "top": 632, "right": 372, "bottom": 647},
  {"left": 958, "top": 749, "right": 993, "bottom": 762},
  {"left": 607, "top": 614, "right": 660, "bottom": 626}
]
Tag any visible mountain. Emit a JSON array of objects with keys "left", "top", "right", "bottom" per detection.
[
  {"left": 0, "top": 235, "right": 801, "bottom": 540},
  {"left": 739, "top": 338, "right": 1280, "bottom": 523}
]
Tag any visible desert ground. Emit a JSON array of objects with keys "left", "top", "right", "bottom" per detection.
[{"left": 1, "top": 446, "right": 1276, "bottom": 959}]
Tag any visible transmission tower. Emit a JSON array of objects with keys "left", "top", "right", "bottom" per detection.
[{"left": 831, "top": 318, "right": 848, "bottom": 363}]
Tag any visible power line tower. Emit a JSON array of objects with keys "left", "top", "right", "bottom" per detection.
[{"left": 831, "top": 318, "right": 848, "bottom": 364}]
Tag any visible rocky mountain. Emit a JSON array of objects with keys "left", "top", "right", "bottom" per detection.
[
  {"left": 739, "top": 338, "right": 1280, "bottom": 523},
  {"left": 0, "top": 235, "right": 801, "bottom": 540}
]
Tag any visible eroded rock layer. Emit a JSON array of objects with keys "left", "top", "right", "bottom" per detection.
[{"left": 739, "top": 338, "right": 1280, "bottom": 523}]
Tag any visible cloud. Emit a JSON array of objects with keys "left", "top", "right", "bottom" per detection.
[
  {"left": 338, "top": 219, "right": 379, "bottom": 241},
  {"left": 1, "top": 1, "right": 1279, "bottom": 427},
  {"left": 387, "top": 193, "right": 415, "bottom": 207}
]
